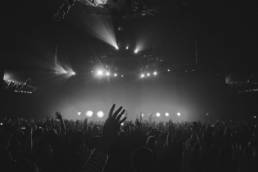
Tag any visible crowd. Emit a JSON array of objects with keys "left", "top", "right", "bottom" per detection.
[{"left": 0, "top": 104, "right": 257, "bottom": 172}]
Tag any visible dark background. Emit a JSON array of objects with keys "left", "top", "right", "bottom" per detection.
[{"left": 1, "top": 0, "right": 258, "bottom": 120}]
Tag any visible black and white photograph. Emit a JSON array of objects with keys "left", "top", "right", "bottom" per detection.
[{"left": 1, "top": 0, "right": 258, "bottom": 172}]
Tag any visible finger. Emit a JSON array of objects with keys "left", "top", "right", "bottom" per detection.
[
  {"left": 108, "top": 104, "right": 116, "bottom": 118},
  {"left": 116, "top": 109, "right": 125, "bottom": 121},
  {"left": 119, "top": 117, "right": 127, "bottom": 124},
  {"left": 113, "top": 106, "right": 123, "bottom": 119}
]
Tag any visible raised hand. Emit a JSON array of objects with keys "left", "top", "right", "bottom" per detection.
[{"left": 99, "top": 104, "right": 126, "bottom": 152}]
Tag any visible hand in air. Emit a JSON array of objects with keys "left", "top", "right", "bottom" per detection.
[{"left": 100, "top": 104, "right": 126, "bottom": 152}]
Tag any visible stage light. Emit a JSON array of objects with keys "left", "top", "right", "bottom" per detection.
[
  {"left": 153, "top": 71, "right": 158, "bottom": 76},
  {"left": 140, "top": 73, "right": 145, "bottom": 79},
  {"left": 165, "top": 112, "right": 170, "bottom": 117},
  {"left": 97, "top": 111, "right": 104, "bottom": 118},
  {"left": 86, "top": 111, "right": 93, "bottom": 117},
  {"left": 85, "top": 15, "right": 118, "bottom": 50},
  {"left": 3, "top": 72, "right": 12, "bottom": 82},
  {"left": 97, "top": 69, "right": 104, "bottom": 76},
  {"left": 67, "top": 69, "right": 76, "bottom": 77},
  {"left": 134, "top": 48, "right": 139, "bottom": 54},
  {"left": 105, "top": 71, "right": 111, "bottom": 77},
  {"left": 115, "top": 45, "right": 119, "bottom": 50},
  {"left": 77, "top": 112, "right": 82, "bottom": 116},
  {"left": 125, "top": 45, "right": 129, "bottom": 50},
  {"left": 54, "top": 59, "right": 76, "bottom": 78},
  {"left": 167, "top": 69, "right": 171, "bottom": 72},
  {"left": 114, "top": 73, "right": 118, "bottom": 77},
  {"left": 95, "top": 68, "right": 105, "bottom": 78},
  {"left": 146, "top": 73, "right": 151, "bottom": 77},
  {"left": 156, "top": 112, "right": 161, "bottom": 117},
  {"left": 177, "top": 112, "right": 181, "bottom": 117}
]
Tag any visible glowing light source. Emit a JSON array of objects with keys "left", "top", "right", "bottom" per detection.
[
  {"left": 165, "top": 112, "right": 170, "bottom": 117},
  {"left": 53, "top": 58, "right": 76, "bottom": 78},
  {"left": 114, "top": 73, "right": 118, "bottom": 77},
  {"left": 105, "top": 71, "right": 111, "bottom": 76},
  {"left": 140, "top": 73, "right": 145, "bottom": 79},
  {"left": 121, "top": 122, "right": 124, "bottom": 126},
  {"left": 97, "top": 111, "right": 104, "bottom": 118},
  {"left": 177, "top": 112, "right": 181, "bottom": 117},
  {"left": 146, "top": 73, "right": 151, "bottom": 77},
  {"left": 115, "top": 45, "right": 119, "bottom": 50},
  {"left": 96, "top": 69, "right": 104, "bottom": 76},
  {"left": 156, "top": 112, "right": 161, "bottom": 117},
  {"left": 86, "top": 111, "right": 93, "bottom": 117},
  {"left": 77, "top": 112, "right": 82, "bottom": 116},
  {"left": 153, "top": 71, "right": 158, "bottom": 76},
  {"left": 167, "top": 69, "right": 171, "bottom": 72},
  {"left": 134, "top": 48, "right": 139, "bottom": 54},
  {"left": 85, "top": 15, "right": 118, "bottom": 50},
  {"left": 125, "top": 45, "right": 129, "bottom": 50}
]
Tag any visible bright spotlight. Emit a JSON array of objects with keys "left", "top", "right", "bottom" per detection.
[
  {"left": 165, "top": 112, "right": 170, "bottom": 117},
  {"left": 140, "top": 73, "right": 145, "bottom": 79},
  {"left": 125, "top": 45, "right": 129, "bottom": 50},
  {"left": 141, "top": 113, "right": 145, "bottom": 117},
  {"left": 134, "top": 48, "right": 139, "bottom": 54},
  {"left": 115, "top": 45, "right": 119, "bottom": 50},
  {"left": 97, "top": 111, "right": 104, "bottom": 118},
  {"left": 105, "top": 71, "right": 111, "bottom": 77},
  {"left": 67, "top": 69, "right": 76, "bottom": 77},
  {"left": 86, "top": 15, "right": 118, "bottom": 50},
  {"left": 146, "top": 73, "right": 151, "bottom": 77},
  {"left": 95, "top": 68, "right": 104, "bottom": 77},
  {"left": 153, "top": 71, "right": 158, "bottom": 76},
  {"left": 86, "top": 111, "right": 93, "bottom": 117},
  {"left": 114, "top": 73, "right": 118, "bottom": 77},
  {"left": 54, "top": 60, "right": 75, "bottom": 78},
  {"left": 177, "top": 112, "right": 181, "bottom": 117},
  {"left": 167, "top": 69, "right": 171, "bottom": 72},
  {"left": 77, "top": 112, "right": 82, "bottom": 116},
  {"left": 121, "top": 122, "right": 124, "bottom": 126},
  {"left": 156, "top": 112, "right": 161, "bottom": 117}
]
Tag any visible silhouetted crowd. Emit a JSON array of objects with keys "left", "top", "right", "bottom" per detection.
[{"left": 0, "top": 105, "right": 257, "bottom": 172}]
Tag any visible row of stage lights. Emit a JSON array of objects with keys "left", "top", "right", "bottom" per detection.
[
  {"left": 140, "top": 71, "right": 158, "bottom": 79},
  {"left": 92, "top": 67, "right": 124, "bottom": 79},
  {"left": 76, "top": 110, "right": 181, "bottom": 119},
  {"left": 77, "top": 110, "right": 105, "bottom": 118}
]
